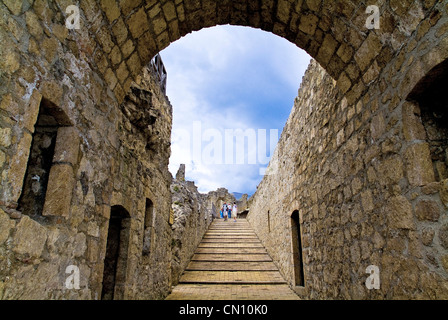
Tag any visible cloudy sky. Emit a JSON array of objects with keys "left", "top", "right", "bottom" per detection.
[{"left": 160, "top": 25, "right": 311, "bottom": 196}]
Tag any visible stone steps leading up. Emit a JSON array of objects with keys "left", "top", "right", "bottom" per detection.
[{"left": 166, "top": 219, "right": 300, "bottom": 300}]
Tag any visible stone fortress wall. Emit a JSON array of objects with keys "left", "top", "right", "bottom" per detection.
[
  {"left": 248, "top": 41, "right": 448, "bottom": 300},
  {"left": 0, "top": 0, "right": 448, "bottom": 300}
]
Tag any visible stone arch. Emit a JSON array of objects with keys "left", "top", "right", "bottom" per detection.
[{"left": 84, "top": 0, "right": 396, "bottom": 105}]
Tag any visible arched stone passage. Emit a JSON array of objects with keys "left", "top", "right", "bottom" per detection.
[
  {"left": 82, "top": 0, "right": 415, "bottom": 105},
  {"left": 1, "top": 0, "right": 448, "bottom": 301}
]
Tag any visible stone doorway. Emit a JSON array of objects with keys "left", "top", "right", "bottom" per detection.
[
  {"left": 101, "top": 205, "right": 131, "bottom": 300},
  {"left": 291, "top": 210, "right": 305, "bottom": 287}
]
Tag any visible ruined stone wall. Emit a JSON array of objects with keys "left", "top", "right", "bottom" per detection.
[
  {"left": 248, "top": 9, "right": 448, "bottom": 298},
  {"left": 1, "top": 0, "right": 448, "bottom": 301},
  {"left": 0, "top": 44, "right": 174, "bottom": 300},
  {"left": 170, "top": 177, "right": 212, "bottom": 285}
]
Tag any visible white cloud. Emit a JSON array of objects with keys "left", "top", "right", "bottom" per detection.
[{"left": 162, "top": 25, "right": 311, "bottom": 195}]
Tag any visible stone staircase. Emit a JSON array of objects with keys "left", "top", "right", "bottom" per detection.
[{"left": 166, "top": 219, "right": 299, "bottom": 300}]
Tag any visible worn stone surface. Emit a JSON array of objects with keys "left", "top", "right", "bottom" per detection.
[
  {"left": 170, "top": 174, "right": 212, "bottom": 285},
  {"left": 0, "top": 0, "right": 448, "bottom": 300},
  {"left": 248, "top": 54, "right": 448, "bottom": 299},
  {"left": 12, "top": 215, "right": 48, "bottom": 258}
]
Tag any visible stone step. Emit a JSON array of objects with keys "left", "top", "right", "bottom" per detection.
[
  {"left": 179, "top": 271, "right": 287, "bottom": 285},
  {"left": 186, "top": 261, "right": 278, "bottom": 271},
  {"left": 204, "top": 232, "right": 258, "bottom": 239},
  {"left": 195, "top": 247, "right": 267, "bottom": 254},
  {"left": 203, "top": 236, "right": 258, "bottom": 240},
  {"left": 166, "top": 284, "right": 300, "bottom": 300},
  {"left": 166, "top": 219, "right": 299, "bottom": 300},
  {"left": 191, "top": 253, "right": 272, "bottom": 262},
  {"left": 198, "top": 243, "right": 264, "bottom": 248},
  {"left": 205, "top": 231, "right": 256, "bottom": 235},
  {"left": 200, "top": 238, "right": 261, "bottom": 243}
]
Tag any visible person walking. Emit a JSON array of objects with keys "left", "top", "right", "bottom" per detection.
[
  {"left": 227, "top": 204, "right": 232, "bottom": 221},
  {"left": 232, "top": 202, "right": 238, "bottom": 222},
  {"left": 222, "top": 203, "right": 228, "bottom": 221}
]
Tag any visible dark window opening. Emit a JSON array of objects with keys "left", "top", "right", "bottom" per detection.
[
  {"left": 142, "top": 199, "right": 154, "bottom": 256},
  {"left": 17, "top": 98, "right": 71, "bottom": 221},
  {"left": 102, "top": 205, "right": 131, "bottom": 300},
  {"left": 267, "top": 210, "right": 271, "bottom": 233},
  {"left": 408, "top": 59, "right": 448, "bottom": 181},
  {"left": 291, "top": 210, "right": 305, "bottom": 287}
]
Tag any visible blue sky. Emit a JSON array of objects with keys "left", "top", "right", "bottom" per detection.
[{"left": 161, "top": 25, "right": 311, "bottom": 196}]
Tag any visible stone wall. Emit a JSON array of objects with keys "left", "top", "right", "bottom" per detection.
[
  {"left": 0, "top": 62, "right": 174, "bottom": 300},
  {"left": 1, "top": 0, "right": 448, "bottom": 301},
  {"left": 170, "top": 173, "right": 212, "bottom": 286},
  {"left": 248, "top": 45, "right": 448, "bottom": 299}
]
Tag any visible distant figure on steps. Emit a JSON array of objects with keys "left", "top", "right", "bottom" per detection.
[
  {"left": 222, "top": 202, "right": 228, "bottom": 221},
  {"left": 232, "top": 202, "right": 238, "bottom": 222}
]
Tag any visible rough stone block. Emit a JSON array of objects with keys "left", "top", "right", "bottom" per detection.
[
  {"left": 8, "top": 132, "right": 33, "bottom": 203},
  {"left": 404, "top": 143, "right": 435, "bottom": 187},
  {"left": 100, "top": 0, "right": 121, "bottom": 23},
  {"left": 25, "top": 11, "right": 43, "bottom": 38},
  {"left": 370, "top": 111, "right": 385, "bottom": 140},
  {"left": 104, "top": 68, "right": 118, "bottom": 91},
  {"left": 119, "top": 0, "right": 143, "bottom": 17},
  {"left": 0, "top": 127, "right": 12, "bottom": 147},
  {"left": 42, "top": 37, "right": 59, "bottom": 63},
  {"left": 299, "top": 14, "right": 319, "bottom": 35},
  {"left": 354, "top": 33, "right": 382, "bottom": 71},
  {"left": 402, "top": 101, "right": 426, "bottom": 141},
  {"left": 40, "top": 81, "right": 64, "bottom": 109},
  {"left": 163, "top": 1, "right": 177, "bottom": 21},
  {"left": 316, "top": 34, "right": 338, "bottom": 65},
  {"left": 127, "top": 7, "right": 150, "bottom": 38},
  {"left": 440, "top": 179, "right": 448, "bottom": 208},
  {"left": 440, "top": 224, "right": 448, "bottom": 249},
  {"left": 0, "top": 208, "right": 15, "bottom": 245},
  {"left": 52, "top": 127, "right": 80, "bottom": 166},
  {"left": 386, "top": 195, "right": 415, "bottom": 230},
  {"left": 415, "top": 199, "right": 440, "bottom": 221},
  {"left": 12, "top": 215, "right": 48, "bottom": 257},
  {"left": 152, "top": 15, "right": 168, "bottom": 36},
  {"left": 361, "top": 190, "right": 374, "bottom": 212},
  {"left": 112, "top": 18, "right": 128, "bottom": 46},
  {"left": 22, "top": 90, "right": 42, "bottom": 134},
  {"left": 3, "top": 50, "right": 20, "bottom": 74},
  {"left": 337, "top": 72, "right": 351, "bottom": 94},
  {"left": 277, "top": 0, "right": 291, "bottom": 24},
  {"left": 3, "top": 0, "right": 22, "bottom": 15},
  {"left": 42, "top": 164, "right": 75, "bottom": 218}
]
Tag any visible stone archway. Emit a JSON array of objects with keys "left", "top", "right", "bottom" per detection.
[
  {"left": 1, "top": 0, "right": 448, "bottom": 301},
  {"left": 101, "top": 205, "right": 131, "bottom": 300},
  {"left": 81, "top": 0, "right": 393, "bottom": 105}
]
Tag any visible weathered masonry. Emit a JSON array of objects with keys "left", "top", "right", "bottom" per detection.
[{"left": 1, "top": 0, "right": 448, "bottom": 299}]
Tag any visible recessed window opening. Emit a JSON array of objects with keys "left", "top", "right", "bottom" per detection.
[
  {"left": 407, "top": 59, "right": 448, "bottom": 181},
  {"left": 291, "top": 210, "right": 305, "bottom": 287},
  {"left": 17, "top": 98, "right": 71, "bottom": 221},
  {"left": 142, "top": 198, "right": 154, "bottom": 256}
]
